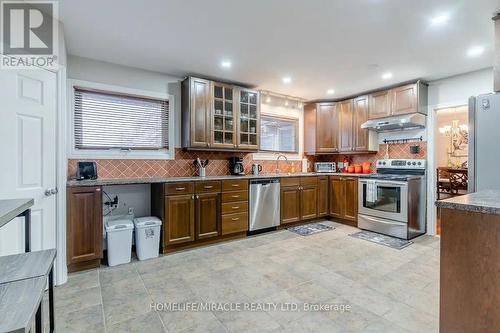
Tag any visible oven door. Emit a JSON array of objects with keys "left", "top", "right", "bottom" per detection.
[{"left": 358, "top": 179, "right": 408, "bottom": 222}]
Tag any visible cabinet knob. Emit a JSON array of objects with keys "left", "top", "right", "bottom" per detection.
[{"left": 96, "top": 188, "right": 101, "bottom": 192}]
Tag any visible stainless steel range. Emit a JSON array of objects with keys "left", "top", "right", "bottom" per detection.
[{"left": 358, "top": 159, "right": 426, "bottom": 240}]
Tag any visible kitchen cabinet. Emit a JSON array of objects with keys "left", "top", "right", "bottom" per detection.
[
  {"left": 318, "top": 176, "right": 329, "bottom": 217},
  {"left": 304, "top": 103, "right": 339, "bottom": 154},
  {"left": 237, "top": 88, "right": 260, "bottom": 150},
  {"left": 182, "top": 77, "right": 211, "bottom": 148},
  {"left": 66, "top": 186, "right": 103, "bottom": 272},
  {"left": 212, "top": 83, "right": 236, "bottom": 148},
  {"left": 391, "top": 83, "right": 418, "bottom": 115},
  {"left": 165, "top": 194, "right": 195, "bottom": 245},
  {"left": 368, "top": 82, "right": 428, "bottom": 119},
  {"left": 195, "top": 193, "right": 220, "bottom": 239},
  {"left": 329, "top": 176, "right": 358, "bottom": 225},
  {"left": 280, "top": 185, "right": 301, "bottom": 224},
  {"left": 182, "top": 76, "right": 260, "bottom": 151},
  {"left": 280, "top": 177, "right": 318, "bottom": 224},
  {"left": 368, "top": 90, "right": 392, "bottom": 119},
  {"left": 339, "top": 99, "right": 354, "bottom": 152},
  {"left": 353, "top": 95, "right": 369, "bottom": 151},
  {"left": 221, "top": 179, "right": 249, "bottom": 235}
]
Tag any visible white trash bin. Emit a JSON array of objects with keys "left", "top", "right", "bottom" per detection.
[
  {"left": 105, "top": 218, "right": 134, "bottom": 266},
  {"left": 133, "top": 217, "right": 162, "bottom": 260}
]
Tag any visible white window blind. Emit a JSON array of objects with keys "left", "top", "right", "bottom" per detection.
[
  {"left": 74, "top": 87, "right": 169, "bottom": 150},
  {"left": 260, "top": 116, "right": 298, "bottom": 153}
]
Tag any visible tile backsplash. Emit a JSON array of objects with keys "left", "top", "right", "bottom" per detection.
[{"left": 68, "top": 142, "right": 426, "bottom": 179}]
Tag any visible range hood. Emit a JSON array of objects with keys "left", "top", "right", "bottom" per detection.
[{"left": 361, "top": 113, "right": 426, "bottom": 132}]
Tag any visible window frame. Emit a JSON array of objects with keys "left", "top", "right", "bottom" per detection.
[
  {"left": 68, "top": 80, "right": 175, "bottom": 160},
  {"left": 259, "top": 114, "right": 299, "bottom": 154}
]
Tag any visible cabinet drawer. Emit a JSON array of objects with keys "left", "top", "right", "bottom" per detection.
[
  {"left": 222, "top": 179, "right": 248, "bottom": 192},
  {"left": 222, "top": 190, "right": 248, "bottom": 203},
  {"left": 222, "top": 212, "right": 248, "bottom": 235},
  {"left": 165, "top": 182, "right": 194, "bottom": 195},
  {"left": 281, "top": 177, "right": 300, "bottom": 187},
  {"left": 195, "top": 181, "right": 221, "bottom": 193},
  {"left": 300, "top": 176, "right": 318, "bottom": 186},
  {"left": 222, "top": 201, "right": 248, "bottom": 214}
]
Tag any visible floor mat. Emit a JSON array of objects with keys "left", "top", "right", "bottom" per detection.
[
  {"left": 349, "top": 230, "right": 413, "bottom": 249},
  {"left": 287, "top": 223, "right": 334, "bottom": 236}
]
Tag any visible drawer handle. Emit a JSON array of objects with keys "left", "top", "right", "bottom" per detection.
[
  {"left": 231, "top": 195, "right": 240, "bottom": 198},
  {"left": 204, "top": 185, "right": 214, "bottom": 189},
  {"left": 175, "top": 187, "right": 185, "bottom": 191},
  {"left": 231, "top": 184, "right": 240, "bottom": 187},
  {"left": 232, "top": 206, "right": 240, "bottom": 209},
  {"left": 231, "top": 217, "right": 240, "bottom": 221}
]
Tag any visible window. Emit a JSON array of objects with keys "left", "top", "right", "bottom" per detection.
[
  {"left": 73, "top": 87, "right": 169, "bottom": 150},
  {"left": 260, "top": 115, "right": 298, "bottom": 153}
]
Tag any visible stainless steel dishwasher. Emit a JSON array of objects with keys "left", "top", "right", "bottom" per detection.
[{"left": 249, "top": 178, "right": 280, "bottom": 232}]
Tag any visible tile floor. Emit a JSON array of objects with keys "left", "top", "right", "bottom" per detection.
[{"left": 53, "top": 221, "right": 440, "bottom": 333}]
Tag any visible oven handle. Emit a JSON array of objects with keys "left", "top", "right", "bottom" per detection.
[
  {"left": 359, "top": 180, "right": 408, "bottom": 187},
  {"left": 360, "top": 214, "right": 407, "bottom": 225}
]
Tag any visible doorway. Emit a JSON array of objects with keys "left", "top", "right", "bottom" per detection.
[{"left": 434, "top": 105, "right": 469, "bottom": 234}]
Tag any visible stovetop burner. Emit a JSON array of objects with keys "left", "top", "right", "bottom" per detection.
[{"left": 360, "top": 159, "right": 427, "bottom": 181}]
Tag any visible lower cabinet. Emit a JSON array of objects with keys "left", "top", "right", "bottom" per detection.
[
  {"left": 66, "top": 186, "right": 103, "bottom": 272},
  {"left": 281, "top": 177, "right": 318, "bottom": 224},
  {"left": 221, "top": 180, "right": 249, "bottom": 235},
  {"left": 163, "top": 181, "right": 222, "bottom": 247},
  {"left": 318, "top": 176, "right": 329, "bottom": 217},
  {"left": 329, "top": 176, "right": 358, "bottom": 225},
  {"left": 196, "top": 193, "right": 220, "bottom": 239},
  {"left": 165, "top": 194, "right": 195, "bottom": 245}
]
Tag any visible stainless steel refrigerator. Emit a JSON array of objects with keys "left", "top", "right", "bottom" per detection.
[{"left": 469, "top": 92, "right": 500, "bottom": 191}]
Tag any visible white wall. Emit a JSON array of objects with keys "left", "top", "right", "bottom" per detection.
[
  {"left": 102, "top": 184, "right": 151, "bottom": 217},
  {"left": 428, "top": 67, "right": 494, "bottom": 108},
  {"left": 67, "top": 55, "right": 183, "bottom": 147},
  {"left": 426, "top": 67, "right": 494, "bottom": 236}
]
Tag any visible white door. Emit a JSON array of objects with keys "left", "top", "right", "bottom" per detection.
[{"left": 0, "top": 65, "right": 57, "bottom": 255}]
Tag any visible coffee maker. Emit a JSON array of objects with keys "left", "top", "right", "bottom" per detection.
[{"left": 229, "top": 157, "right": 245, "bottom": 175}]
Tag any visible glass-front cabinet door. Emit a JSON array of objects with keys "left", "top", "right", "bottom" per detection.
[
  {"left": 211, "top": 83, "right": 236, "bottom": 148},
  {"left": 237, "top": 88, "right": 259, "bottom": 150}
]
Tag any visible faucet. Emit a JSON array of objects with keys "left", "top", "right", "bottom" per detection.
[{"left": 276, "top": 154, "right": 288, "bottom": 174}]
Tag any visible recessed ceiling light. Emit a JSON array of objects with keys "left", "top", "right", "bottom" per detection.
[
  {"left": 282, "top": 76, "right": 292, "bottom": 84},
  {"left": 430, "top": 13, "right": 450, "bottom": 25},
  {"left": 327, "top": 89, "right": 335, "bottom": 95},
  {"left": 220, "top": 60, "right": 232, "bottom": 69},
  {"left": 467, "top": 46, "right": 484, "bottom": 57},
  {"left": 382, "top": 72, "right": 393, "bottom": 80},
  {"left": 266, "top": 96, "right": 271, "bottom": 103}
]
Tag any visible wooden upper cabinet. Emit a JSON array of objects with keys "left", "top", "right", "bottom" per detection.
[
  {"left": 338, "top": 99, "right": 354, "bottom": 152},
  {"left": 369, "top": 90, "right": 392, "bottom": 119},
  {"left": 182, "top": 77, "right": 259, "bottom": 151},
  {"left": 391, "top": 84, "right": 418, "bottom": 115},
  {"left": 67, "top": 186, "right": 103, "bottom": 266},
  {"left": 211, "top": 83, "right": 236, "bottom": 149},
  {"left": 237, "top": 88, "right": 260, "bottom": 150},
  {"left": 187, "top": 77, "right": 211, "bottom": 148},
  {"left": 353, "top": 95, "right": 369, "bottom": 151},
  {"left": 316, "top": 103, "right": 339, "bottom": 153}
]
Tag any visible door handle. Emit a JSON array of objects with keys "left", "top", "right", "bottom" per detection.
[{"left": 44, "top": 188, "right": 58, "bottom": 196}]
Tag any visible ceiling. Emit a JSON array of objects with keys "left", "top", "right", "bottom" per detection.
[{"left": 59, "top": 0, "right": 499, "bottom": 100}]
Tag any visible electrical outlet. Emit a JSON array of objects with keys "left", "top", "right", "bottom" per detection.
[{"left": 128, "top": 207, "right": 134, "bottom": 215}]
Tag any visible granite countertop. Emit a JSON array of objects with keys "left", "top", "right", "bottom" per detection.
[
  {"left": 0, "top": 199, "right": 34, "bottom": 228},
  {"left": 67, "top": 172, "right": 369, "bottom": 187},
  {"left": 435, "top": 190, "right": 500, "bottom": 215}
]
